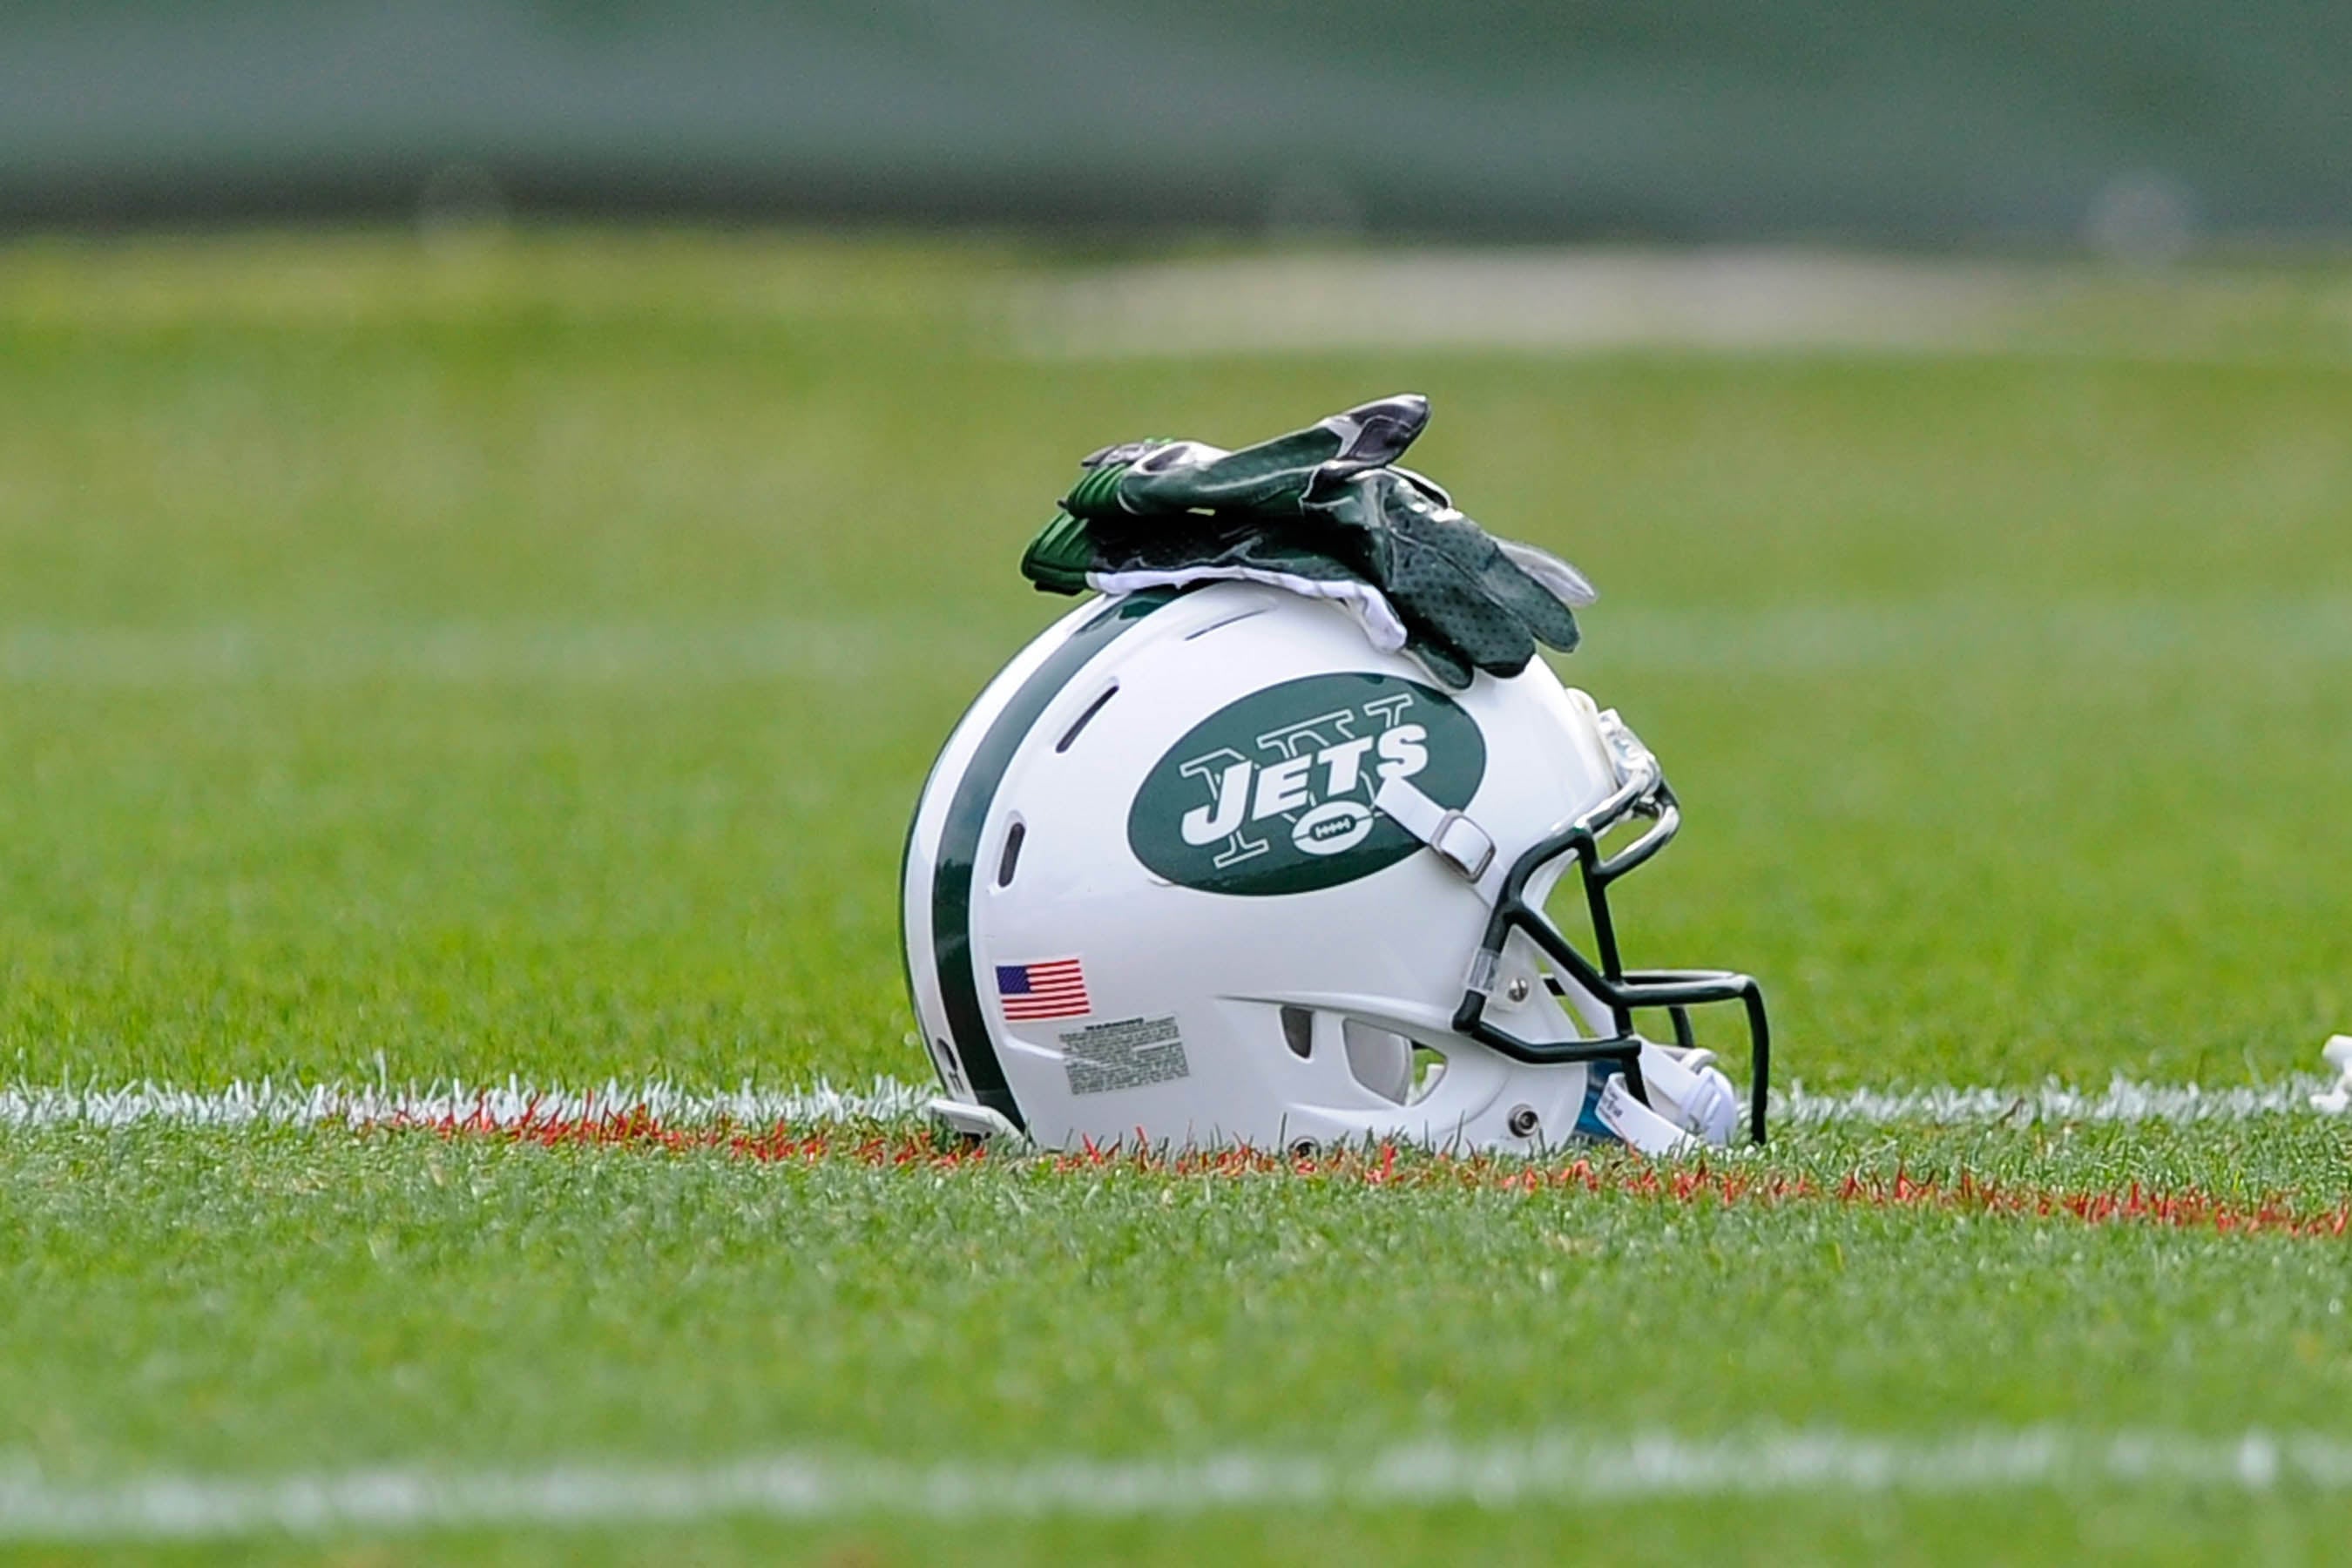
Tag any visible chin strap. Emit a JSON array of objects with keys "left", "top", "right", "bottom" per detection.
[
  {"left": 1375, "top": 776, "right": 1745, "bottom": 1158},
  {"left": 1373, "top": 774, "right": 1497, "bottom": 884},
  {"left": 928, "top": 1098, "right": 1026, "bottom": 1141}
]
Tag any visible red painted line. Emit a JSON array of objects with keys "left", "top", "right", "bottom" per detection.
[{"left": 360, "top": 1105, "right": 2352, "bottom": 1242}]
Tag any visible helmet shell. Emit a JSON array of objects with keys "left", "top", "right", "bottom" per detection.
[{"left": 903, "top": 583, "right": 1632, "bottom": 1152}]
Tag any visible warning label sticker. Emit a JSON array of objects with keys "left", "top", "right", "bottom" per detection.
[{"left": 1058, "top": 1014, "right": 1190, "bottom": 1097}]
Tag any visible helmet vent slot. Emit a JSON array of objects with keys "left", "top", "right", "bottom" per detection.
[
  {"left": 1185, "top": 605, "right": 1271, "bottom": 640},
  {"left": 1279, "top": 1005, "right": 1315, "bottom": 1060},
  {"left": 1055, "top": 684, "right": 1119, "bottom": 754},
  {"left": 1335, "top": 1022, "right": 1450, "bottom": 1106},
  {"left": 995, "top": 819, "right": 1025, "bottom": 888}
]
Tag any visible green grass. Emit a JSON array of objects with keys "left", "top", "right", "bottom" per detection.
[
  {"left": 2, "top": 231, "right": 2350, "bottom": 1562},
  {"left": 3, "top": 1122, "right": 2350, "bottom": 1564}
]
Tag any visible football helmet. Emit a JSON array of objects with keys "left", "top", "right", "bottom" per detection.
[{"left": 901, "top": 582, "right": 1769, "bottom": 1155}]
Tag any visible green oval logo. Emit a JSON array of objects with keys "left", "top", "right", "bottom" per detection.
[{"left": 1126, "top": 672, "right": 1486, "bottom": 896}]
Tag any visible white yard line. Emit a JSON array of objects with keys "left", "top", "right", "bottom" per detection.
[
  {"left": 0, "top": 1074, "right": 2335, "bottom": 1132},
  {"left": 2, "top": 1427, "right": 2349, "bottom": 1540},
  {"left": 1775, "top": 1078, "right": 2336, "bottom": 1125},
  {"left": 0, "top": 1076, "right": 934, "bottom": 1132}
]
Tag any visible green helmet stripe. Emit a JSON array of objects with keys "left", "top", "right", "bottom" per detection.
[{"left": 920, "top": 591, "right": 1174, "bottom": 1130}]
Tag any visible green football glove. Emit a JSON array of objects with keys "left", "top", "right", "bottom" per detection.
[{"left": 1021, "top": 395, "right": 1594, "bottom": 689}]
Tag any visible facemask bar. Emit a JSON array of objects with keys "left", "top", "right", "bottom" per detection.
[{"left": 1450, "top": 711, "right": 1771, "bottom": 1144}]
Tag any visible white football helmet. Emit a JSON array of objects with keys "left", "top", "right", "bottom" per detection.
[{"left": 902, "top": 582, "right": 1769, "bottom": 1156}]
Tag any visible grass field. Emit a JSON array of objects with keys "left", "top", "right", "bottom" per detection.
[{"left": 2, "top": 231, "right": 2350, "bottom": 1563}]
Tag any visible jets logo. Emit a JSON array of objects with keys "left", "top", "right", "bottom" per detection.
[{"left": 1126, "top": 672, "right": 1486, "bottom": 896}]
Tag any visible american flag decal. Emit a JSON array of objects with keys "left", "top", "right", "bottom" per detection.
[{"left": 996, "top": 957, "right": 1091, "bottom": 1021}]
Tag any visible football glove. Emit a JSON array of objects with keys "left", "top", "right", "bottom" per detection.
[{"left": 1021, "top": 394, "right": 1595, "bottom": 690}]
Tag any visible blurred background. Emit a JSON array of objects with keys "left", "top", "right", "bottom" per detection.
[
  {"left": 6, "top": 1, "right": 2350, "bottom": 247},
  {"left": 2, "top": 3, "right": 2348, "bottom": 1098}
]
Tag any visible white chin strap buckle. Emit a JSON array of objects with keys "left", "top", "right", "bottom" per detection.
[
  {"left": 1594, "top": 1075, "right": 1696, "bottom": 1156},
  {"left": 1374, "top": 777, "right": 1497, "bottom": 882},
  {"left": 1593, "top": 1042, "right": 1742, "bottom": 1155}
]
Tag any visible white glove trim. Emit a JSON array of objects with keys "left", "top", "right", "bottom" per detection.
[{"left": 1087, "top": 566, "right": 1409, "bottom": 651}]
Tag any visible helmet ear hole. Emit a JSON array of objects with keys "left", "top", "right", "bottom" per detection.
[{"left": 1342, "top": 1019, "right": 1413, "bottom": 1104}]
